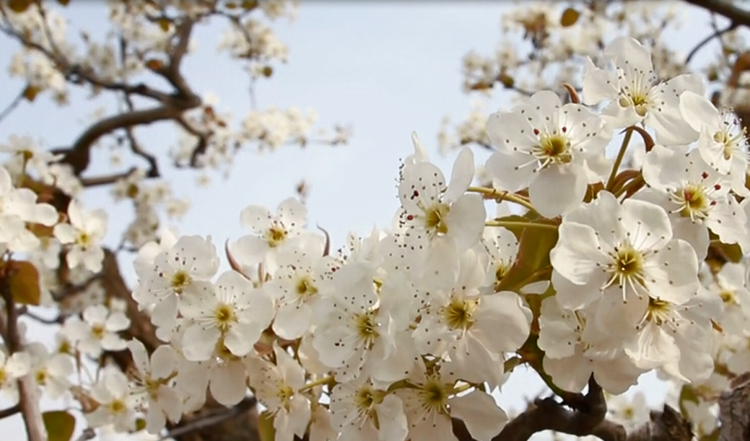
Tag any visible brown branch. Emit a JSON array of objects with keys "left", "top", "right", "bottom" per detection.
[
  {"left": 159, "top": 397, "right": 258, "bottom": 441},
  {"left": 685, "top": 21, "right": 738, "bottom": 65},
  {"left": 80, "top": 167, "right": 137, "bottom": 188},
  {"left": 0, "top": 275, "right": 47, "bottom": 441},
  {"left": 683, "top": 0, "right": 750, "bottom": 28},
  {"left": 57, "top": 105, "right": 191, "bottom": 176},
  {"left": 0, "top": 87, "right": 25, "bottom": 125},
  {"left": 0, "top": 404, "right": 20, "bottom": 419}
]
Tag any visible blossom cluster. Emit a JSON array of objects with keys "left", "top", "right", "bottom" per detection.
[{"left": 1, "top": 26, "right": 750, "bottom": 441}]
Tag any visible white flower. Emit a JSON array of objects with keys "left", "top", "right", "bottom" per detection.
[
  {"left": 538, "top": 297, "right": 645, "bottom": 394},
  {"left": 0, "top": 350, "right": 30, "bottom": 405},
  {"left": 397, "top": 146, "right": 485, "bottom": 289},
  {"left": 550, "top": 191, "right": 699, "bottom": 336},
  {"left": 86, "top": 367, "right": 138, "bottom": 432},
  {"left": 485, "top": 90, "right": 610, "bottom": 217},
  {"left": 127, "top": 340, "right": 182, "bottom": 434},
  {"left": 133, "top": 235, "right": 219, "bottom": 330},
  {"left": 267, "top": 243, "right": 337, "bottom": 340},
  {"left": 680, "top": 91, "right": 749, "bottom": 194},
  {"left": 0, "top": 166, "right": 57, "bottom": 252},
  {"left": 231, "top": 197, "right": 314, "bottom": 271},
  {"left": 64, "top": 304, "right": 130, "bottom": 357},
  {"left": 180, "top": 270, "right": 274, "bottom": 361},
  {"left": 26, "top": 342, "right": 72, "bottom": 400},
  {"left": 413, "top": 250, "right": 531, "bottom": 387},
  {"left": 582, "top": 36, "right": 704, "bottom": 145},
  {"left": 398, "top": 368, "right": 507, "bottom": 441},
  {"left": 329, "top": 378, "right": 408, "bottom": 441},
  {"left": 481, "top": 226, "right": 518, "bottom": 292},
  {"left": 312, "top": 264, "right": 418, "bottom": 386},
  {"left": 54, "top": 200, "right": 108, "bottom": 273},
  {"left": 246, "top": 344, "right": 310, "bottom": 441},
  {"left": 639, "top": 145, "right": 746, "bottom": 261}
]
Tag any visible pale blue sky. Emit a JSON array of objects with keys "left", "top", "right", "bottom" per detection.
[{"left": 0, "top": 2, "right": 718, "bottom": 439}]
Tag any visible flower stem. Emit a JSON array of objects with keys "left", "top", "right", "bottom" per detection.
[
  {"left": 605, "top": 127, "right": 635, "bottom": 192},
  {"left": 485, "top": 220, "right": 558, "bottom": 231},
  {"left": 467, "top": 187, "right": 536, "bottom": 212},
  {"left": 299, "top": 375, "right": 335, "bottom": 392}
]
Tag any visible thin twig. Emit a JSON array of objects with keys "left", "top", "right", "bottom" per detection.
[
  {"left": 160, "top": 397, "right": 257, "bottom": 440},
  {"left": 0, "top": 87, "right": 26, "bottom": 126},
  {"left": 685, "top": 21, "right": 737, "bottom": 65},
  {"left": 0, "top": 276, "right": 47, "bottom": 441}
]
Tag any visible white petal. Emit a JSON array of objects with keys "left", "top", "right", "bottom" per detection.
[{"left": 450, "top": 390, "right": 508, "bottom": 441}]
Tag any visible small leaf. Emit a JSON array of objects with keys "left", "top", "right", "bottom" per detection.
[
  {"left": 145, "top": 59, "right": 164, "bottom": 71},
  {"left": 43, "top": 410, "right": 76, "bottom": 441},
  {"left": 8, "top": 0, "right": 32, "bottom": 13},
  {"left": 8, "top": 260, "right": 41, "bottom": 306},
  {"left": 158, "top": 18, "right": 170, "bottom": 32},
  {"left": 135, "top": 418, "right": 147, "bottom": 432},
  {"left": 496, "top": 217, "right": 559, "bottom": 292},
  {"left": 57, "top": 0, "right": 70, "bottom": 5},
  {"left": 560, "top": 7, "right": 580, "bottom": 27},
  {"left": 242, "top": 0, "right": 258, "bottom": 9},
  {"left": 257, "top": 411, "right": 276, "bottom": 441},
  {"left": 23, "top": 84, "right": 39, "bottom": 102}
]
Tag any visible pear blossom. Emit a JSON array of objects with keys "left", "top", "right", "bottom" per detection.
[
  {"left": 312, "top": 264, "right": 418, "bottom": 385},
  {"left": 179, "top": 270, "right": 274, "bottom": 361},
  {"left": 133, "top": 234, "right": 219, "bottom": 330},
  {"left": 396, "top": 147, "right": 486, "bottom": 288},
  {"left": 26, "top": 342, "right": 73, "bottom": 400},
  {"left": 54, "top": 199, "right": 108, "bottom": 273},
  {"left": 639, "top": 145, "right": 746, "bottom": 261},
  {"left": 0, "top": 350, "right": 31, "bottom": 405},
  {"left": 412, "top": 249, "right": 531, "bottom": 387},
  {"left": 329, "top": 378, "right": 408, "bottom": 441},
  {"left": 582, "top": 36, "right": 704, "bottom": 145},
  {"left": 246, "top": 344, "right": 311, "bottom": 441},
  {"left": 86, "top": 367, "right": 138, "bottom": 432},
  {"left": 485, "top": 90, "right": 610, "bottom": 217},
  {"left": 680, "top": 91, "right": 749, "bottom": 195},
  {"left": 231, "top": 197, "right": 314, "bottom": 271},
  {"left": 64, "top": 304, "right": 130, "bottom": 357},
  {"left": 398, "top": 367, "right": 508, "bottom": 441},
  {"left": 267, "top": 242, "right": 338, "bottom": 340},
  {"left": 538, "top": 297, "right": 645, "bottom": 394},
  {"left": 127, "top": 340, "right": 182, "bottom": 434},
  {"left": 550, "top": 191, "right": 700, "bottom": 336}
]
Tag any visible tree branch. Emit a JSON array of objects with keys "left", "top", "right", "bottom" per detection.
[
  {"left": 0, "top": 277, "right": 47, "bottom": 441},
  {"left": 685, "top": 21, "right": 738, "bottom": 65},
  {"left": 160, "top": 397, "right": 258, "bottom": 441},
  {"left": 683, "top": 0, "right": 750, "bottom": 27}
]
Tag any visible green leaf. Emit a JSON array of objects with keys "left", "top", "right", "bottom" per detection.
[
  {"left": 8, "top": 260, "right": 41, "bottom": 306},
  {"left": 257, "top": 411, "right": 276, "bottom": 441},
  {"left": 677, "top": 384, "right": 699, "bottom": 416},
  {"left": 43, "top": 411, "right": 76, "bottom": 441},
  {"left": 496, "top": 218, "right": 559, "bottom": 292},
  {"left": 560, "top": 7, "right": 580, "bottom": 27}
]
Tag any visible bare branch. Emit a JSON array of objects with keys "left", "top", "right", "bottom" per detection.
[
  {"left": 160, "top": 397, "right": 258, "bottom": 441},
  {"left": 0, "top": 87, "right": 26, "bottom": 125},
  {"left": 80, "top": 167, "right": 137, "bottom": 188},
  {"left": 0, "top": 404, "right": 20, "bottom": 419},
  {"left": 0, "top": 277, "right": 47, "bottom": 441},
  {"left": 685, "top": 21, "right": 738, "bottom": 65},
  {"left": 683, "top": 0, "right": 750, "bottom": 27}
]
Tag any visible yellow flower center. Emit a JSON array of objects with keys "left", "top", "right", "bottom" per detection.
[
  {"left": 214, "top": 304, "right": 236, "bottom": 332},
  {"left": 170, "top": 270, "right": 192, "bottom": 294},
  {"left": 353, "top": 311, "right": 379, "bottom": 347},
  {"left": 418, "top": 375, "right": 450, "bottom": 416},
  {"left": 442, "top": 297, "right": 478, "bottom": 331},
  {"left": 425, "top": 203, "right": 450, "bottom": 235}
]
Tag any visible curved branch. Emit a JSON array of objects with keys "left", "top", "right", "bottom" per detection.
[{"left": 683, "top": 0, "right": 750, "bottom": 27}]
